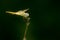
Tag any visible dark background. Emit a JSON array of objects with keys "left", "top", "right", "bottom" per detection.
[{"left": 0, "top": 0, "right": 60, "bottom": 40}]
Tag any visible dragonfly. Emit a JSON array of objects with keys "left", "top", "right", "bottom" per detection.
[
  {"left": 6, "top": 9, "right": 30, "bottom": 40},
  {"left": 6, "top": 9, "right": 29, "bottom": 18}
]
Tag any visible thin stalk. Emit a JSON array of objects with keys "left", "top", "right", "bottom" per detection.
[{"left": 23, "top": 17, "right": 30, "bottom": 40}]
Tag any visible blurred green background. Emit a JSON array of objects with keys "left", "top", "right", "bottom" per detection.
[{"left": 0, "top": 0, "right": 60, "bottom": 40}]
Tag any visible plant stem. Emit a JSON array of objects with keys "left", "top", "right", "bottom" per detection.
[{"left": 23, "top": 17, "right": 30, "bottom": 40}]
